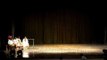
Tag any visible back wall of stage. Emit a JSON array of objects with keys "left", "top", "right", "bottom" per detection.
[{"left": 1, "top": 6, "right": 106, "bottom": 45}]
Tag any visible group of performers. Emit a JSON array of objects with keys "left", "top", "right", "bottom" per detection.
[{"left": 7, "top": 35, "right": 29, "bottom": 58}]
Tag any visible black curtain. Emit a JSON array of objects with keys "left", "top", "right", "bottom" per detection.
[
  {"left": 0, "top": 7, "right": 105, "bottom": 45},
  {"left": 13, "top": 8, "right": 105, "bottom": 44}
]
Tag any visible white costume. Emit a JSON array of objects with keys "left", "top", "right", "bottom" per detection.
[
  {"left": 22, "top": 37, "right": 29, "bottom": 48},
  {"left": 14, "top": 38, "right": 22, "bottom": 47},
  {"left": 13, "top": 38, "right": 18, "bottom": 45},
  {"left": 8, "top": 39, "right": 15, "bottom": 46}
]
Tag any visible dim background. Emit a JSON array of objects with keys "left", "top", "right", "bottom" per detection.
[{"left": 0, "top": 3, "right": 106, "bottom": 49}]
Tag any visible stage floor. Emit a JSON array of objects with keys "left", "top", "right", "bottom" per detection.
[{"left": 22, "top": 44, "right": 107, "bottom": 58}]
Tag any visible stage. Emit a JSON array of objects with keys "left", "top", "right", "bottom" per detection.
[{"left": 21, "top": 44, "right": 107, "bottom": 59}]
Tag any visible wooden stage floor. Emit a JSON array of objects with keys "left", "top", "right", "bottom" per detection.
[{"left": 22, "top": 44, "right": 107, "bottom": 59}]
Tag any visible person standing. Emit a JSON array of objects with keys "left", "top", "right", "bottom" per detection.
[
  {"left": 15, "top": 37, "right": 22, "bottom": 47},
  {"left": 22, "top": 36, "right": 29, "bottom": 50},
  {"left": 7, "top": 35, "right": 16, "bottom": 58},
  {"left": 8, "top": 35, "right": 15, "bottom": 49}
]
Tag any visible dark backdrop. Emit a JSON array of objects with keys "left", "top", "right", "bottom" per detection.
[{"left": 0, "top": 5, "right": 106, "bottom": 47}]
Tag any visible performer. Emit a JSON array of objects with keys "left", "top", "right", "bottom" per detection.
[
  {"left": 15, "top": 37, "right": 22, "bottom": 47},
  {"left": 8, "top": 35, "right": 16, "bottom": 49},
  {"left": 22, "top": 36, "right": 29, "bottom": 50},
  {"left": 13, "top": 37, "right": 18, "bottom": 46},
  {"left": 8, "top": 35, "right": 16, "bottom": 58},
  {"left": 15, "top": 37, "right": 23, "bottom": 50},
  {"left": 14, "top": 36, "right": 23, "bottom": 58}
]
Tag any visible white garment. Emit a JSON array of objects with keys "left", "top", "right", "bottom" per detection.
[
  {"left": 13, "top": 38, "right": 18, "bottom": 45},
  {"left": 22, "top": 38, "right": 29, "bottom": 47},
  {"left": 15, "top": 38, "right": 22, "bottom": 46},
  {"left": 8, "top": 39, "right": 14, "bottom": 46}
]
